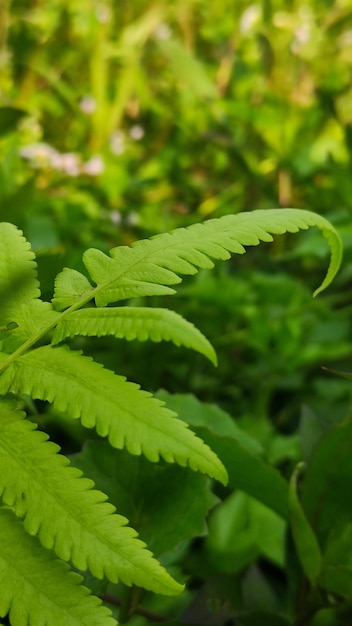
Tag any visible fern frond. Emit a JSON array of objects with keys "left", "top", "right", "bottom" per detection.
[
  {"left": 0, "top": 223, "right": 40, "bottom": 322},
  {"left": 0, "top": 347, "right": 227, "bottom": 484},
  {"left": 74, "top": 209, "right": 341, "bottom": 307},
  {"left": 0, "top": 401, "right": 182, "bottom": 595},
  {"left": 52, "top": 307, "right": 217, "bottom": 364},
  {"left": 0, "top": 507, "right": 117, "bottom": 626}
]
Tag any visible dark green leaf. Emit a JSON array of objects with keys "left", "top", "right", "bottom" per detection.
[
  {"left": 319, "top": 522, "right": 352, "bottom": 598},
  {"left": 157, "top": 392, "right": 289, "bottom": 519},
  {"left": 206, "top": 492, "right": 286, "bottom": 573},
  {"left": 309, "top": 608, "right": 339, "bottom": 626},
  {"left": 71, "top": 441, "right": 217, "bottom": 556},
  {"left": 302, "top": 417, "right": 352, "bottom": 546},
  {"left": 237, "top": 613, "right": 291, "bottom": 626}
]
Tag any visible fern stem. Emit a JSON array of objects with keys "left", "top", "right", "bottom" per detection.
[
  {"left": 102, "top": 592, "right": 171, "bottom": 622},
  {"left": 0, "top": 287, "right": 99, "bottom": 375}
]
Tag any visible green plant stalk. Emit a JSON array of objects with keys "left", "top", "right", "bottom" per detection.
[
  {"left": 289, "top": 462, "right": 322, "bottom": 587},
  {"left": 118, "top": 585, "right": 142, "bottom": 624},
  {"left": 0, "top": 285, "right": 99, "bottom": 374}
]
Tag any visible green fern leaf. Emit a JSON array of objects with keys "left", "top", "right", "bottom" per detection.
[
  {"left": 0, "top": 400, "right": 182, "bottom": 595},
  {"left": 0, "top": 507, "right": 117, "bottom": 626},
  {"left": 0, "top": 346, "right": 227, "bottom": 484},
  {"left": 80, "top": 209, "right": 341, "bottom": 306},
  {"left": 52, "top": 268, "right": 175, "bottom": 311},
  {"left": 52, "top": 306, "right": 217, "bottom": 364},
  {"left": 0, "top": 223, "right": 40, "bottom": 322},
  {"left": 52, "top": 268, "right": 95, "bottom": 311}
]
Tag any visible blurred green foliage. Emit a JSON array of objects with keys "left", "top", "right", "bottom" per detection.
[{"left": 2, "top": 0, "right": 352, "bottom": 624}]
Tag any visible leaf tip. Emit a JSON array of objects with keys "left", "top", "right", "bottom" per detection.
[
  {"left": 208, "top": 346, "right": 218, "bottom": 367},
  {"left": 219, "top": 465, "right": 229, "bottom": 486}
]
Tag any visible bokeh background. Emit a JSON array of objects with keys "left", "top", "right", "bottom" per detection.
[{"left": 2, "top": 2, "right": 352, "bottom": 624}]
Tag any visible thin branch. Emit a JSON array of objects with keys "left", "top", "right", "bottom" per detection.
[{"left": 101, "top": 593, "right": 172, "bottom": 623}]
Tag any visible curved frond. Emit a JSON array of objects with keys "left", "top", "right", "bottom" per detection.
[
  {"left": 52, "top": 306, "right": 217, "bottom": 364},
  {"left": 0, "top": 401, "right": 182, "bottom": 595},
  {"left": 82, "top": 209, "right": 342, "bottom": 306},
  {"left": 0, "top": 507, "right": 116, "bottom": 626},
  {"left": 0, "top": 223, "right": 40, "bottom": 323},
  {"left": 0, "top": 347, "right": 227, "bottom": 485}
]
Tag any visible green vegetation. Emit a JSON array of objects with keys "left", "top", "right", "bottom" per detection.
[{"left": 1, "top": 1, "right": 352, "bottom": 624}]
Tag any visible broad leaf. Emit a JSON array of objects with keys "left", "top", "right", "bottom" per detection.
[
  {"left": 157, "top": 391, "right": 289, "bottom": 519},
  {"left": 206, "top": 491, "right": 286, "bottom": 573},
  {"left": 52, "top": 306, "right": 217, "bottom": 364},
  {"left": 0, "top": 507, "right": 116, "bottom": 626},
  {"left": 72, "top": 441, "right": 218, "bottom": 556},
  {"left": 309, "top": 608, "right": 344, "bottom": 626},
  {"left": 0, "top": 401, "right": 182, "bottom": 595},
  {"left": 156, "top": 391, "right": 264, "bottom": 456},
  {"left": 319, "top": 522, "right": 352, "bottom": 598},
  {"left": 186, "top": 428, "right": 289, "bottom": 519},
  {"left": 0, "top": 347, "right": 228, "bottom": 485},
  {"left": 234, "top": 613, "right": 292, "bottom": 626},
  {"left": 301, "top": 416, "right": 352, "bottom": 546}
]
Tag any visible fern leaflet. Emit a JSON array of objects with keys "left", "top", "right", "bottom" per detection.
[
  {"left": 0, "top": 400, "right": 183, "bottom": 595},
  {"left": 52, "top": 306, "right": 217, "bottom": 364},
  {"left": 0, "top": 508, "right": 116, "bottom": 626},
  {"left": 51, "top": 269, "right": 94, "bottom": 311},
  {"left": 0, "top": 347, "right": 228, "bottom": 484}
]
